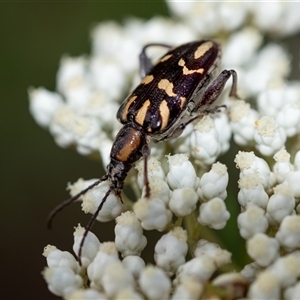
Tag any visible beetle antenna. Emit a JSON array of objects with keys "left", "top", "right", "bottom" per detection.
[
  {"left": 47, "top": 175, "right": 108, "bottom": 229},
  {"left": 77, "top": 186, "right": 113, "bottom": 266}
]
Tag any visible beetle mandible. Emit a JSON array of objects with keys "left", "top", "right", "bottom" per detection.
[{"left": 47, "top": 40, "right": 239, "bottom": 264}]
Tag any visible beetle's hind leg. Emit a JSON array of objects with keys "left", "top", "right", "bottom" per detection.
[{"left": 139, "top": 43, "right": 173, "bottom": 78}]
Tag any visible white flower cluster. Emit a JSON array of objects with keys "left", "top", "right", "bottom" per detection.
[{"left": 30, "top": 1, "right": 300, "bottom": 299}]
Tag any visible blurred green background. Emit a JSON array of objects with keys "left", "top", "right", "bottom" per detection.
[{"left": 1, "top": 2, "right": 168, "bottom": 299}]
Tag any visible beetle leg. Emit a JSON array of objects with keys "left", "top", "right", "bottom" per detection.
[
  {"left": 139, "top": 43, "right": 173, "bottom": 78},
  {"left": 141, "top": 143, "right": 151, "bottom": 197}
]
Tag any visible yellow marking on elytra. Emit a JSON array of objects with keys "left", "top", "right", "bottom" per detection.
[
  {"left": 180, "top": 96, "right": 187, "bottom": 108},
  {"left": 178, "top": 58, "right": 204, "bottom": 75},
  {"left": 159, "top": 100, "right": 170, "bottom": 130},
  {"left": 160, "top": 54, "right": 172, "bottom": 62},
  {"left": 141, "top": 75, "right": 154, "bottom": 85},
  {"left": 135, "top": 99, "right": 151, "bottom": 126},
  {"left": 121, "top": 95, "right": 137, "bottom": 120},
  {"left": 194, "top": 41, "right": 214, "bottom": 59},
  {"left": 158, "top": 79, "right": 177, "bottom": 97}
]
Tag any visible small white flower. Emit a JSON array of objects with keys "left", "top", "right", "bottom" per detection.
[
  {"left": 275, "top": 215, "right": 300, "bottom": 251},
  {"left": 213, "top": 114, "right": 232, "bottom": 154},
  {"left": 266, "top": 184, "right": 295, "bottom": 224},
  {"left": 42, "top": 267, "right": 83, "bottom": 297},
  {"left": 72, "top": 224, "right": 101, "bottom": 268},
  {"left": 247, "top": 271, "right": 280, "bottom": 300},
  {"left": 66, "top": 289, "right": 107, "bottom": 300},
  {"left": 254, "top": 116, "right": 286, "bottom": 156},
  {"left": 115, "top": 211, "right": 147, "bottom": 257},
  {"left": 154, "top": 227, "right": 188, "bottom": 275},
  {"left": 81, "top": 180, "right": 123, "bottom": 222},
  {"left": 283, "top": 170, "right": 300, "bottom": 198},
  {"left": 198, "top": 197, "right": 230, "bottom": 230},
  {"left": 171, "top": 277, "right": 204, "bottom": 300},
  {"left": 115, "top": 288, "right": 144, "bottom": 300},
  {"left": 229, "top": 100, "right": 259, "bottom": 146},
  {"left": 240, "top": 262, "right": 261, "bottom": 282},
  {"left": 122, "top": 255, "right": 145, "bottom": 280},
  {"left": 237, "top": 205, "right": 269, "bottom": 239},
  {"left": 166, "top": 154, "right": 197, "bottom": 189},
  {"left": 267, "top": 253, "right": 300, "bottom": 288},
  {"left": 194, "top": 240, "right": 232, "bottom": 267},
  {"left": 175, "top": 256, "right": 217, "bottom": 284},
  {"left": 189, "top": 115, "right": 221, "bottom": 165},
  {"left": 101, "top": 261, "right": 135, "bottom": 298},
  {"left": 43, "top": 245, "right": 79, "bottom": 273},
  {"left": 87, "top": 242, "right": 119, "bottom": 289},
  {"left": 198, "top": 162, "right": 228, "bottom": 201},
  {"left": 284, "top": 282, "right": 300, "bottom": 300},
  {"left": 139, "top": 266, "right": 171, "bottom": 300},
  {"left": 133, "top": 197, "right": 172, "bottom": 231},
  {"left": 169, "top": 188, "right": 198, "bottom": 217},
  {"left": 273, "top": 149, "right": 294, "bottom": 183},
  {"left": 246, "top": 233, "right": 279, "bottom": 267},
  {"left": 238, "top": 171, "right": 269, "bottom": 209},
  {"left": 294, "top": 150, "right": 300, "bottom": 170},
  {"left": 28, "top": 87, "right": 63, "bottom": 127},
  {"left": 235, "top": 151, "right": 276, "bottom": 190}
]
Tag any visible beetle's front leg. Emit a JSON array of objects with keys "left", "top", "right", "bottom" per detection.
[
  {"left": 198, "top": 69, "right": 239, "bottom": 113},
  {"left": 142, "top": 143, "right": 151, "bottom": 198}
]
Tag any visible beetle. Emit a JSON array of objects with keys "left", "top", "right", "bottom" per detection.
[{"left": 47, "top": 40, "right": 239, "bottom": 264}]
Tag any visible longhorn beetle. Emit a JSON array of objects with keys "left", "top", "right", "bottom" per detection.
[{"left": 47, "top": 40, "right": 239, "bottom": 265}]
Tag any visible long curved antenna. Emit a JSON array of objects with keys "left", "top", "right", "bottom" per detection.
[
  {"left": 47, "top": 175, "right": 108, "bottom": 229},
  {"left": 77, "top": 186, "right": 113, "bottom": 266}
]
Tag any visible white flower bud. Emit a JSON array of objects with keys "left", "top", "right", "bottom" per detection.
[
  {"left": 266, "top": 184, "right": 295, "bottom": 223},
  {"left": 139, "top": 266, "right": 171, "bottom": 300},
  {"left": 235, "top": 151, "right": 276, "bottom": 190},
  {"left": 284, "top": 282, "right": 300, "bottom": 300},
  {"left": 275, "top": 215, "right": 300, "bottom": 250},
  {"left": 81, "top": 181, "right": 123, "bottom": 222},
  {"left": 101, "top": 261, "right": 135, "bottom": 298},
  {"left": 194, "top": 240, "right": 231, "bottom": 267},
  {"left": 135, "top": 157, "right": 165, "bottom": 190},
  {"left": 72, "top": 224, "right": 101, "bottom": 268},
  {"left": 238, "top": 171, "right": 269, "bottom": 209},
  {"left": 229, "top": 99, "right": 259, "bottom": 146},
  {"left": 237, "top": 205, "right": 269, "bottom": 239},
  {"left": 169, "top": 188, "right": 198, "bottom": 217},
  {"left": 273, "top": 149, "right": 294, "bottom": 183},
  {"left": 115, "top": 211, "right": 147, "bottom": 257},
  {"left": 43, "top": 245, "right": 79, "bottom": 273},
  {"left": 176, "top": 256, "right": 217, "bottom": 283},
  {"left": 42, "top": 267, "right": 83, "bottom": 297},
  {"left": 254, "top": 116, "right": 286, "bottom": 156},
  {"left": 198, "top": 197, "right": 230, "bottom": 229},
  {"left": 213, "top": 113, "right": 232, "bottom": 154},
  {"left": 72, "top": 115, "right": 102, "bottom": 155},
  {"left": 28, "top": 87, "right": 63, "bottom": 127},
  {"left": 115, "top": 288, "right": 143, "bottom": 300},
  {"left": 50, "top": 105, "right": 77, "bottom": 148},
  {"left": 189, "top": 115, "right": 220, "bottom": 165},
  {"left": 246, "top": 233, "right": 279, "bottom": 267},
  {"left": 87, "top": 242, "right": 119, "bottom": 289},
  {"left": 283, "top": 170, "right": 300, "bottom": 198},
  {"left": 171, "top": 277, "right": 204, "bottom": 300},
  {"left": 166, "top": 154, "right": 197, "bottom": 189},
  {"left": 66, "top": 289, "right": 107, "bottom": 300},
  {"left": 294, "top": 150, "right": 300, "bottom": 170},
  {"left": 268, "top": 254, "right": 300, "bottom": 287},
  {"left": 56, "top": 56, "right": 90, "bottom": 107},
  {"left": 247, "top": 271, "right": 280, "bottom": 300},
  {"left": 122, "top": 255, "right": 145, "bottom": 280},
  {"left": 145, "top": 177, "right": 171, "bottom": 205},
  {"left": 154, "top": 227, "right": 188, "bottom": 275},
  {"left": 240, "top": 262, "right": 261, "bottom": 282},
  {"left": 133, "top": 197, "right": 172, "bottom": 231},
  {"left": 198, "top": 162, "right": 228, "bottom": 201}
]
